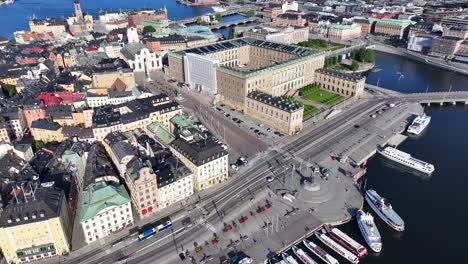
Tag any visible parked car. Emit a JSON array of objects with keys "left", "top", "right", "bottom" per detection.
[
  {"left": 231, "top": 164, "right": 239, "bottom": 171},
  {"left": 266, "top": 176, "right": 274, "bottom": 182}
]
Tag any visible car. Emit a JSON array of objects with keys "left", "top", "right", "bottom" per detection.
[
  {"left": 236, "top": 120, "right": 242, "bottom": 124},
  {"left": 388, "top": 103, "right": 396, "bottom": 108},
  {"left": 239, "top": 157, "right": 247, "bottom": 164},
  {"left": 221, "top": 144, "right": 228, "bottom": 150},
  {"left": 254, "top": 129, "right": 259, "bottom": 133},
  {"left": 383, "top": 107, "right": 389, "bottom": 112},
  {"left": 230, "top": 108, "right": 235, "bottom": 111},
  {"left": 224, "top": 113, "right": 230, "bottom": 117},
  {"left": 179, "top": 253, "right": 186, "bottom": 260},
  {"left": 232, "top": 117, "right": 239, "bottom": 122},
  {"left": 258, "top": 132, "right": 265, "bottom": 136},
  {"left": 313, "top": 167, "right": 320, "bottom": 173},
  {"left": 354, "top": 124, "right": 360, "bottom": 128},
  {"left": 220, "top": 104, "right": 225, "bottom": 107},
  {"left": 266, "top": 176, "right": 274, "bottom": 182},
  {"left": 274, "top": 131, "right": 281, "bottom": 135},
  {"left": 259, "top": 123, "right": 264, "bottom": 127},
  {"left": 216, "top": 107, "right": 222, "bottom": 111},
  {"left": 370, "top": 114, "right": 376, "bottom": 118},
  {"left": 250, "top": 127, "right": 255, "bottom": 130},
  {"left": 231, "top": 164, "right": 239, "bottom": 171}
]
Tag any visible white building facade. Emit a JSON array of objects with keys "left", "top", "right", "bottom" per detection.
[{"left": 183, "top": 53, "right": 219, "bottom": 95}]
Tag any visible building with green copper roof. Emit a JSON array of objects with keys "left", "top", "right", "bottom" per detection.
[
  {"left": 79, "top": 181, "right": 133, "bottom": 244},
  {"left": 147, "top": 122, "right": 175, "bottom": 146}
]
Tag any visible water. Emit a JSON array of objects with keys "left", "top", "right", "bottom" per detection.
[
  {"left": 0, "top": 0, "right": 213, "bottom": 38},
  {"left": 320, "top": 53, "right": 468, "bottom": 263},
  {"left": 366, "top": 51, "right": 468, "bottom": 93}
]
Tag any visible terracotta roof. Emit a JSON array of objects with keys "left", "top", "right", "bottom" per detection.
[{"left": 111, "top": 78, "right": 128, "bottom": 92}]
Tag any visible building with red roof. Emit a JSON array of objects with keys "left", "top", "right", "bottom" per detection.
[{"left": 36, "top": 92, "right": 86, "bottom": 107}]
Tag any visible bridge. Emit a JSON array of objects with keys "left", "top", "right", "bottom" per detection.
[
  {"left": 174, "top": 6, "right": 257, "bottom": 25},
  {"left": 324, "top": 42, "right": 368, "bottom": 58},
  {"left": 209, "top": 17, "right": 259, "bottom": 30},
  {"left": 401, "top": 91, "right": 468, "bottom": 105}
]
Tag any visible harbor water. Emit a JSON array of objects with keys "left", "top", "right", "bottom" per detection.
[{"left": 0, "top": 0, "right": 213, "bottom": 38}]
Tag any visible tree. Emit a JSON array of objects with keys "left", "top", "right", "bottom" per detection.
[
  {"left": 349, "top": 60, "right": 359, "bottom": 71},
  {"left": 244, "top": 10, "right": 255, "bottom": 17},
  {"left": 32, "top": 140, "right": 45, "bottom": 153},
  {"left": 239, "top": 0, "right": 245, "bottom": 5},
  {"left": 142, "top": 25, "right": 156, "bottom": 35},
  {"left": 214, "top": 13, "right": 222, "bottom": 21},
  {"left": 337, "top": 55, "right": 343, "bottom": 63},
  {"left": 364, "top": 49, "right": 375, "bottom": 63},
  {"left": 1, "top": 83, "right": 16, "bottom": 97},
  {"left": 331, "top": 57, "right": 337, "bottom": 65}
]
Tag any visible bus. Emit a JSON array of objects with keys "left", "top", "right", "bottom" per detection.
[
  {"left": 157, "top": 220, "right": 172, "bottom": 232},
  {"left": 138, "top": 228, "right": 157, "bottom": 241}
]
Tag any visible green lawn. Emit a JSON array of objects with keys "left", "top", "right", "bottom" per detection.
[
  {"left": 301, "top": 86, "right": 344, "bottom": 106},
  {"left": 303, "top": 104, "right": 319, "bottom": 119},
  {"left": 298, "top": 39, "right": 345, "bottom": 51},
  {"left": 282, "top": 96, "right": 319, "bottom": 119}
]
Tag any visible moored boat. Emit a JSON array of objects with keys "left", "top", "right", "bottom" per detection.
[
  {"left": 407, "top": 113, "right": 431, "bottom": 135},
  {"left": 365, "top": 189, "right": 405, "bottom": 231},
  {"left": 282, "top": 252, "right": 299, "bottom": 264},
  {"left": 377, "top": 146, "right": 435, "bottom": 174},
  {"left": 324, "top": 224, "right": 367, "bottom": 258},
  {"left": 357, "top": 210, "right": 382, "bottom": 253},
  {"left": 315, "top": 232, "right": 359, "bottom": 264},
  {"left": 303, "top": 239, "right": 339, "bottom": 264},
  {"left": 292, "top": 245, "right": 317, "bottom": 264}
]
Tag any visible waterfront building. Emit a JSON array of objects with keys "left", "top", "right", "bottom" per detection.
[
  {"left": 373, "top": 18, "right": 414, "bottom": 39},
  {"left": 80, "top": 181, "right": 133, "bottom": 244},
  {"left": 127, "top": 8, "right": 168, "bottom": 27},
  {"left": 407, "top": 34, "right": 434, "bottom": 53},
  {"left": 170, "top": 136, "right": 228, "bottom": 191},
  {"left": 314, "top": 68, "right": 365, "bottom": 97},
  {"left": 190, "top": 0, "right": 217, "bottom": 5},
  {"left": 429, "top": 36, "right": 464, "bottom": 58},
  {"left": 0, "top": 186, "right": 72, "bottom": 264},
  {"left": 28, "top": 18, "right": 67, "bottom": 38},
  {"left": 442, "top": 27, "right": 468, "bottom": 40},
  {"left": 408, "top": 22, "right": 435, "bottom": 37},
  {"left": 120, "top": 43, "right": 162, "bottom": 76},
  {"left": 168, "top": 38, "right": 324, "bottom": 111},
  {"left": 441, "top": 16, "right": 468, "bottom": 30},
  {"left": 245, "top": 91, "right": 303, "bottom": 135}
]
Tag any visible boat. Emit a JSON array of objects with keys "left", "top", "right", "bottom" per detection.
[
  {"left": 365, "top": 189, "right": 405, "bottom": 231},
  {"left": 212, "top": 6, "right": 227, "bottom": 13},
  {"left": 303, "top": 239, "right": 339, "bottom": 264},
  {"left": 377, "top": 146, "right": 435, "bottom": 174},
  {"left": 292, "top": 245, "right": 317, "bottom": 264},
  {"left": 282, "top": 252, "right": 299, "bottom": 264},
  {"left": 324, "top": 224, "right": 367, "bottom": 258},
  {"left": 407, "top": 113, "right": 431, "bottom": 135},
  {"left": 357, "top": 210, "right": 382, "bottom": 253},
  {"left": 315, "top": 232, "right": 359, "bottom": 264}
]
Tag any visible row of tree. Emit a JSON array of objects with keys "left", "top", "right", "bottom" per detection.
[
  {"left": 324, "top": 56, "right": 342, "bottom": 68},
  {"left": 350, "top": 48, "right": 375, "bottom": 63}
]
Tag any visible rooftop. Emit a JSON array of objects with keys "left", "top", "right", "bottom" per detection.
[
  {"left": 0, "top": 186, "right": 65, "bottom": 228},
  {"left": 170, "top": 137, "right": 227, "bottom": 166},
  {"left": 31, "top": 119, "right": 62, "bottom": 131},
  {"left": 80, "top": 181, "right": 130, "bottom": 222},
  {"left": 247, "top": 91, "right": 303, "bottom": 112},
  {"left": 316, "top": 68, "right": 365, "bottom": 82}
]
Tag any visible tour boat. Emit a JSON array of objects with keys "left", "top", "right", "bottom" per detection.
[
  {"left": 315, "top": 232, "right": 359, "bottom": 264},
  {"left": 365, "top": 189, "right": 405, "bottom": 231},
  {"left": 303, "top": 239, "right": 339, "bottom": 264},
  {"left": 377, "top": 146, "right": 435, "bottom": 174},
  {"left": 324, "top": 224, "right": 367, "bottom": 258},
  {"left": 357, "top": 210, "right": 382, "bottom": 253},
  {"left": 292, "top": 245, "right": 317, "bottom": 264},
  {"left": 407, "top": 113, "right": 431, "bottom": 135}
]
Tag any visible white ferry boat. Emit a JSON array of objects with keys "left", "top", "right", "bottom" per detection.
[
  {"left": 407, "top": 113, "right": 431, "bottom": 135},
  {"left": 365, "top": 189, "right": 405, "bottom": 231},
  {"left": 377, "top": 146, "right": 435, "bottom": 174},
  {"left": 324, "top": 224, "right": 367, "bottom": 258},
  {"left": 357, "top": 210, "right": 382, "bottom": 253},
  {"left": 303, "top": 239, "right": 339, "bottom": 264},
  {"left": 0, "top": 0, "right": 15, "bottom": 5},
  {"left": 282, "top": 252, "right": 299, "bottom": 264},
  {"left": 315, "top": 232, "right": 359, "bottom": 264},
  {"left": 292, "top": 246, "right": 317, "bottom": 264},
  {"left": 212, "top": 6, "right": 227, "bottom": 13}
]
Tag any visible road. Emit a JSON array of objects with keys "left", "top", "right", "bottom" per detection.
[{"left": 77, "top": 97, "right": 388, "bottom": 264}]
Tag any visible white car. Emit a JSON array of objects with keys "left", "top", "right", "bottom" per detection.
[
  {"left": 239, "top": 157, "right": 247, "bottom": 163},
  {"left": 266, "top": 176, "right": 274, "bottom": 182},
  {"left": 231, "top": 164, "right": 239, "bottom": 171},
  {"left": 221, "top": 144, "right": 228, "bottom": 150}
]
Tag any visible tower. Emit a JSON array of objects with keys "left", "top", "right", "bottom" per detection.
[
  {"left": 127, "top": 27, "right": 140, "bottom": 44},
  {"left": 74, "top": 0, "right": 84, "bottom": 21}
]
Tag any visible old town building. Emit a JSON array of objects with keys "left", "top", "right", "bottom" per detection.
[{"left": 314, "top": 68, "right": 365, "bottom": 97}]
